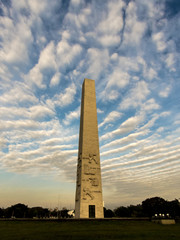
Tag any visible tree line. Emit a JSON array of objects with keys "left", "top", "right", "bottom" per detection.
[
  {"left": 0, "top": 197, "right": 180, "bottom": 219},
  {"left": 0, "top": 204, "right": 71, "bottom": 219},
  {"left": 104, "top": 197, "right": 180, "bottom": 218}
]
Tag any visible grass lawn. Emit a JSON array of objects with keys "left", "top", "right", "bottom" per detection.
[{"left": 0, "top": 220, "right": 179, "bottom": 240}]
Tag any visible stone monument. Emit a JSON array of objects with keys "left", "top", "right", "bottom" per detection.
[{"left": 75, "top": 78, "right": 104, "bottom": 218}]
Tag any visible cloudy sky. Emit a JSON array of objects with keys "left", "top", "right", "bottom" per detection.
[{"left": 0, "top": 0, "right": 180, "bottom": 209}]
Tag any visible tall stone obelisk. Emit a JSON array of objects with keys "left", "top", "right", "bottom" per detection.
[{"left": 75, "top": 79, "right": 104, "bottom": 218}]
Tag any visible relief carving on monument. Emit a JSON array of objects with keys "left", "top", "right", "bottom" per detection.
[
  {"left": 82, "top": 154, "right": 97, "bottom": 164},
  {"left": 93, "top": 190, "right": 102, "bottom": 193},
  {"left": 89, "top": 178, "right": 99, "bottom": 186},
  {"left": 84, "top": 164, "right": 96, "bottom": 175},
  {"left": 88, "top": 154, "right": 97, "bottom": 164},
  {"left": 82, "top": 188, "right": 94, "bottom": 200}
]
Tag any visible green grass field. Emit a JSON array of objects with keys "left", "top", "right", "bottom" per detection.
[{"left": 0, "top": 220, "right": 179, "bottom": 240}]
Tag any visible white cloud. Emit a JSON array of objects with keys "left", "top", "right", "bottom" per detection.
[
  {"left": 38, "top": 41, "right": 57, "bottom": 70},
  {"left": 101, "top": 130, "right": 149, "bottom": 150},
  {"left": 107, "top": 70, "right": 130, "bottom": 89},
  {"left": 159, "top": 85, "right": 171, "bottom": 98},
  {"left": 141, "top": 98, "right": 160, "bottom": 112},
  {"left": 160, "top": 111, "right": 171, "bottom": 117},
  {"left": 99, "top": 111, "right": 122, "bottom": 128},
  {"left": 0, "top": 137, "right": 7, "bottom": 149},
  {"left": 0, "top": 119, "right": 39, "bottom": 131},
  {"left": 50, "top": 72, "right": 61, "bottom": 87},
  {"left": 99, "top": 35, "right": 121, "bottom": 48},
  {"left": 1, "top": 146, "right": 78, "bottom": 175},
  {"left": 12, "top": 0, "right": 57, "bottom": 18},
  {"left": 25, "top": 64, "right": 45, "bottom": 89},
  {"left": 136, "top": 57, "right": 157, "bottom": 81},
  {"left": 102, "top": 146, "right": 180, "bottom": 173},
  {"left": 110, "top": 53, "right": 118, "bottom": 61},
  {"left": 29, "top": 105, "right": 55, "bottom": 120},
  {"left": 0, "top": 63, "right": 13, "bottom": 82},
  {"left": 145, "top": 68, "right": 157, "bottom": 80},
  {"left": 0, "top": 119, "right": 64, "bottom": 150},
  {"left": 139, "top": 112, "right": 170, "bottom": 132},
  {"left": 65, "top": 4, "right": 91, "bottom": 30},
  {"left": 101, "top": 55, "right": 141, "bottom": 102},
  {"left": 152, "top": 32, "right": 167, "bottom": 52},
  {"left": 63, "top": 106, "right": 80, "bottom": 125},
  {"left": 123, "top": 1, "right": 147, "bottom": 45},
  {"left": 61, "top": 30, "right": 71, "bottom": 41},
  {"left": 71, "top": 0, "right": 82, "bottom": 7},
  {"left": 86, "top": 48, "right": 109, "bottom": 80},
  {"left": 42, "top": 135, "right": 78, "bottom": 146},
  {"left": 27, "top": 0, "right": 49, "bottom": 15},
  {"left": 56, "top": 40, "right": 82, "bottom": 71},
  {"left": 100, "top": 114, "right": 144, "bottom": 141},
  {"left": 101, "top": 139, "right": 147, "bottom": 157},
  {"left": 102, "top": 137, "right": 180, "bottom": 166},
  {"left": 119, "top": 56, "right": 139, "bottom": 72},
  {"left": 100, "top": 89, "right": 120, "bottom": 102},
  {"left": 0, "top": 107, "right": 27, "bottom": 120},
  {"left": 97, "top": 108, "right": 104, "bottom": 114},
  {"left": 24, "top": 41, "right": 57, "bottom": 89},
  {"left": 174, "top": 120, "right": 180, "bottom": 125},
  {"left": 121, "top": 114, "right": 144, "bottom": 130},
  {"left": 54, "top": 83, "right": 76, "bottom": 107},
  {"left": 165, "top": 53, "right": 176, "bottom": 71},
  {"left": 97, "top": 0, "right": 125, "bottom": 35},
  {"left": 0, "top": 15, "right": 33, "bottom": 64},
  {"left": 96, "top": 0, "right": 125, "bottom": 48},
  {"left": 0, "top": 83, "right": 38, "bottom": 106},
  {"left": 157, "top": 127, "right": 164, "bottom": 133},
  {"left": 120, "top": 81, "right": 150, "bottom": 110}
]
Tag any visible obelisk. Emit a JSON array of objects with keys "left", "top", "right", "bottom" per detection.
[{"left": 75, "top": 79, "right": 104, "bottom": 218}]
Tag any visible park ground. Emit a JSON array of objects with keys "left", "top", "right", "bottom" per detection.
[{"left": 0, "top": 219, "right": 180, "bottom": 240}]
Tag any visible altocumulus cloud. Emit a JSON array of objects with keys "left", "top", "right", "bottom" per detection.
[{"left": 0, "top": 0, "right": 180, "bottom": 208}]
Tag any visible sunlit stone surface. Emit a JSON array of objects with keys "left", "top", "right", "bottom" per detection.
[{"left": 75, "top": 79, "right": 104, "bottom": 219}]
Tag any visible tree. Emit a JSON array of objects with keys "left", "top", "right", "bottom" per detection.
[
  {"left": 166, "top": 199, "right": 180, "bottom": 218},
  {"left": 9, "top": 203, "right": 28, "bottom": 218},
  {"left": 104, "top": 208, "right": 115, "bottom": 218},
  {"left": 3, "top": 207, "right": 12, "bottom": 218},
  {"left": 28, "top": 207, "right": 49, "bottom": 218},
  {"left": 128, "top": 205, "right": 144, "bottom": 217},
  {"left": 114, "top": 206, "right": 131, "bottom": 217},
  {"left": 50, "top": 208, "right": 59, "bottom": 218},
  {"left": 142, "top": 197, "right": 167, "bottom": 217},
  {"left": 60, "top": 208, "right": 69, "bottom": 218},
  {"left": 0, "top": 208, "right": 4, "bottom": 218}
]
